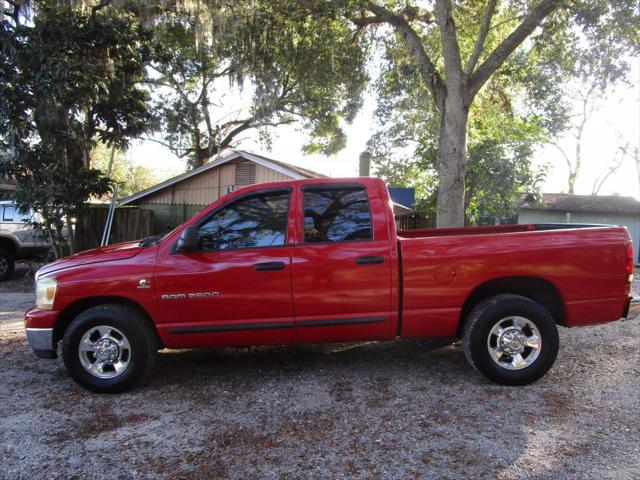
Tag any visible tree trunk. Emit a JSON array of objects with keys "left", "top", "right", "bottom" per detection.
[
  {"left": 568, "top": 132, "right": 582, "bottom": 194},
  {"left": 44, "top": 221, "right": 62, "bottom": 260},
  {"left": 436, "top": 92, "right": 469, "bottom": 227},
  {"left": 190, "top": 104, "right": 204, "bottom": 168},
  {"left": 106, "top": 143, "right": 117, "bottom": 178},
  {"left": 568, "top": 170, "right": 576, "bottom": 194}
]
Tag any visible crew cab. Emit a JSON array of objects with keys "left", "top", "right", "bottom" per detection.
[{"left": 24, "top": 178, "right": 639, "bottom": 392}]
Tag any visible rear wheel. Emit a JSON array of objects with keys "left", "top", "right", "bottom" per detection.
[
  {"left": 0, "top": 248, "right": 15, "bottom": 282},
  {"left": 62, "top": 304, "right": 158, "bottom": 393},
  {"left": 463, "top": 294, "right": 559, "bottom": 385}
]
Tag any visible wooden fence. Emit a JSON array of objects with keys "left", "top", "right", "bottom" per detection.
[
  {"left": 396, "top": 215, "right": 436, "bottom": 231},
  {"left": 74, "top": 206, "right": 154, "bottom": 252}
]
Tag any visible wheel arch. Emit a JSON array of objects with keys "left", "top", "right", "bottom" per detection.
[
  {"left": 458, "top": 276, "right": 566, "bottom": 335},
  {"left": 54, "top": 296, "right": 163, "bottom": 349},
  {"left": 0, "top": 236, "right": 18, "bottom": 254}
]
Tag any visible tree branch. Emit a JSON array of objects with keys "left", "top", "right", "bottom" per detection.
[
  {"left": 353, "top": 5, "right": 434, "bottom": 27},
  {"left": 465, "top": 0, "right": 497, "bottom": 75},
  {"left": 401, "top": 6, "right": 435, "bottom": 25},
  {"left": 435, "top": 0, "right": 464, "bottom": 90},
  {"left": 552, "top": 142, "right": 573, "bottom": 170},
  {"left": 145, "top": 137, "right": 190, "bottom": 158},
  {"left": 362, "top": 2, "right": 445, "bottom": 108},
  {"left": 91, "top": 0, "right": 112, "bottom": 17},
  {"left": 592, "top": 146, "right": 626, "bottom": 194},
  {"left": 147, "top": 67, "right": 196, "bottom": 106},
  {"left": 219, "top": 119, "right": 254, "bottom": 150},
  {"left": 468, "top": 0, "right": 561, "bottom": 97},
  {"left": 352, "top": 13, "right": 386, "bottom": 27}
]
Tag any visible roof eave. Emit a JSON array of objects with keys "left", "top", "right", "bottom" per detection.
[{"left": 119, "top": 150, "right": 310, "bottom": 205}]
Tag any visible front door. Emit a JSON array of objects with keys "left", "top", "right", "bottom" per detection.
[
  {"left": 155, "top": 188, "right": 296, "bottom": 347},
  {"left": 293, "top": 183, "right": 394, "bottom": 343}
]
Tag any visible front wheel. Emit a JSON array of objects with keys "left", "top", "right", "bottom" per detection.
[
  {"left": 463, "top": 294, "right": 559, "bottom": 386},
  {"left": 62, "top": 305, "right": 158, "bottom": 393}
]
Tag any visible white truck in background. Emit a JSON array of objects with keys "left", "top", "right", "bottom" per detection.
[{"left": 0, "top": 201, "right": 50, "bottom": 281}]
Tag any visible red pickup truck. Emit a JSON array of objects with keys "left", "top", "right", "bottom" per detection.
[{"left": 25, "top": 178, "right": 639, "bottom": 392}]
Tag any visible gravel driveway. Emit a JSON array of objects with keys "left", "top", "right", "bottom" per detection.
[{"left": 1, "top": 290, "right": 639, "bottom": 480}]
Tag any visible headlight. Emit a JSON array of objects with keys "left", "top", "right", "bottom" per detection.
[{"left": 36, "top": 277, "right": 58, "bottom": 310}]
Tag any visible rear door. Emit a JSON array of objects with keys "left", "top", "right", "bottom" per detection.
[{"left": 292, "top": 182, "right": 394, "bottom": 343}]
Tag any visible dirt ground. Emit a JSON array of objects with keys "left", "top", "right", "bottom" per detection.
[
  {"left": 0, "top": 264, "right": 35, "bottom": 294},
  {"left": 1, "top": 276, "right": 639, "bottom": 479}
]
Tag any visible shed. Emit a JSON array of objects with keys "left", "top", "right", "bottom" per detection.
[{"left": 518, "top": 193, "right": 640, "bottom": 263}]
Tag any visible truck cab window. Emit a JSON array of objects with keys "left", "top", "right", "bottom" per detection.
[
  {"left": 198, "top": 190, "right": 290, "bottom": 251},
  {"left": 303, "top": 187, "right": 372, "bottom": 243}
]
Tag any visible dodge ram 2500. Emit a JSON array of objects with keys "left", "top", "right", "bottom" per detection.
[{"left": 25, "top": 178, "right": 639, "bottom": 392}]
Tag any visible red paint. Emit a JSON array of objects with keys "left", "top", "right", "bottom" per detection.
[{"left": 25, "top": 178, "right": 633, "bottom": 348}]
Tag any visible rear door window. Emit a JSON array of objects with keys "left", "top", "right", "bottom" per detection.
[{"left": 302, "top": 186, "right": 373, "bottom": 243}]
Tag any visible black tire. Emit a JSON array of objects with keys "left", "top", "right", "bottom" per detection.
[
  {"left": 462, "top": 294, "right": 559, "bottom": 386},
  {"left": 62, "top": 304, "right": 158, "bottom": 393},
  {"left": 0, "top": 248, "right": 15, "bottom": 282}
]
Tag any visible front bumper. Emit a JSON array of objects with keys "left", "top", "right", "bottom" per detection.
[
  {"left": 624, "top": 296, "right": 640, "bottom": 320},
  {"left": 25, "top": 328, "right": 57, "bottom": 359},
  {"left": 24, "top": 308, "right": 59, "bottom": 359}
]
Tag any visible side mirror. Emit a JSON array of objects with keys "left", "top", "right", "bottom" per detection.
[{"left": 176, "top": 226, "right": 199, "bottom": 253}]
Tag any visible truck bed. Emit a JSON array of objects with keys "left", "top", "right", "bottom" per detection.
[
  {"left": 397, "top": 224, "right": 631, "bottom": 338},
  {"left": 397, "top": 223, "right": 609, "bottom": 239}
]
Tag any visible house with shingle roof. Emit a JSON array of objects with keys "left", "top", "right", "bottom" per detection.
[
  {"left": 121, "top": 150, "right": 414, "bottom": 233},
  {"left": 518, "top": 193, "right": 640, "bottom": 263}
]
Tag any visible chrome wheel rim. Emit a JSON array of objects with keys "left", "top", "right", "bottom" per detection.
[
  {"left": 487, "top": 316, "right": 542, "bottom": 370},
  {"left": 78, "top": 325, "right": 131, "bottom": 379},
  {"left": 0, "top": 255, "right": 7, "bottom": 274}
]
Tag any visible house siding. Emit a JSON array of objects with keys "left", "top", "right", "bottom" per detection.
[
  {"left": 134, "top": 160, "right": 294, "bottom": 233},
  {"left": 519, "top": 209, "right": 640, "bottom": 262},
  {"left": 138, "top": 161, "right": 291, "bottom": 207}
]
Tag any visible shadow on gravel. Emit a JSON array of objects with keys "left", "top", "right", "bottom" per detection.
[
  {"left": 128, "top": 339, "right": 532, "bottom": 478},
  {"left": 4, "top": 321, "right": 638, "bottom": 479},
  {"left": 149, "top": 338, "right": 460, "bottom": 386}
]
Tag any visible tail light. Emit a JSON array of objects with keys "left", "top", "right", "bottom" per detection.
[{"left": 626, "top": 241, "right": 634, "bottom": 281}]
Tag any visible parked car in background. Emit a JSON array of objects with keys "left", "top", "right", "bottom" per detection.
[
  {"left": 23, "top": 178, "right": 639, "bottom": 392},
  {"left": 0, "top": 201, "right": 50, "bottom": 281}
]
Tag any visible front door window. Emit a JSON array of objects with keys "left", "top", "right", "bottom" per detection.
[{"left": 198, "top": 190, "right": 290, "bottom": 250}]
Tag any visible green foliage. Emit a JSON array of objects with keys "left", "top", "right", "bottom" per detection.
[
  {"left": 360, "top": 0, "right": 638, "bottom": 224},
  {"left": 91, "top": 143, "right": 166, "bottom": 199},
  {"left": 368, "top": 41, "right": 550, "bottom": 222},
  {"left": 465, "top": 118, "right": 548, "bottom": 224},
  {"left": 0, "top": 6, "right": 151, "bottom": 256},
  {"left": 12, "top": 147, "right": 113, "bottom": 258},
  {"left": 147, "top": 5, "right": 368, "bottom": 168}
]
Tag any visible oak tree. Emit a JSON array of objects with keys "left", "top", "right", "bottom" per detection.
[{"left": 346, "top": 0, "right": 639, "bottom": 226}]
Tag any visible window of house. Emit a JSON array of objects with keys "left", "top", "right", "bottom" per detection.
[
  {"left": 303, "top": 186, "right": 373, "bottom": 243},
  {"left": 197, "top": 190, "right": 290, "bottom": 250}
]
